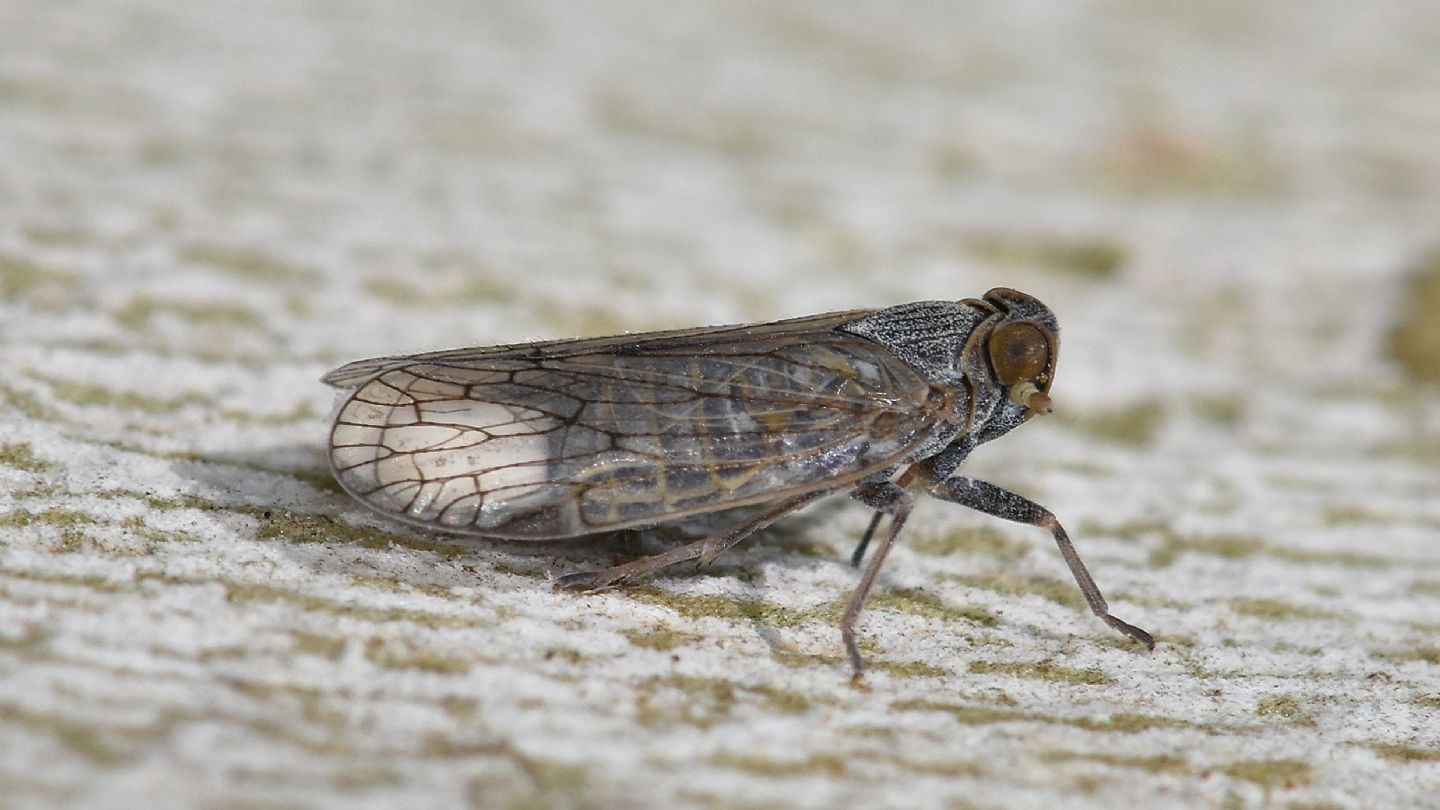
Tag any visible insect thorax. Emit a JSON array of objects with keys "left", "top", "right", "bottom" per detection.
[{"left": 836, "top": 300, "right": 992, "bottom": 385}]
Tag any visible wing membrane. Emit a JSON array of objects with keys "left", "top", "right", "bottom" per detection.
[
  {"left": 326, "top": 311, "right": 945, "bottom": 538},
  {"left": 321, "top": 310, "right": 871, "bottom": 387}
]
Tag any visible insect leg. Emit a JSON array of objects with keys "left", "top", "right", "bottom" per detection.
[
  {"left": 841, "top": 482, "right": 913, "bottom": 681},
  {"left": 928, "top": 477, "right": 1154, "bottom": 650},
  {"left": 554, "top": 489, "right": 832, "bottom": 592},
  {"left": 849, "top": 468, "right": 904, "bottom": 568},
  {"left": 848, "top": 512, "right": 884, "bottom": 569}
]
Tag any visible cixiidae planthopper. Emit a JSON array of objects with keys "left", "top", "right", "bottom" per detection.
[{"left": 323, "top": 287, "right": 1154, "bottom": 677}]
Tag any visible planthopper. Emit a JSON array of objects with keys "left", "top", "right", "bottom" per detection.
[{"left": 323, "top": 287, "right": 1153, "bottom": 678}]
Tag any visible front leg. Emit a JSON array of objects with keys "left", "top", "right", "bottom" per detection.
[{"left": 930, "top": 477, "right": 1154, "bottom": 650}]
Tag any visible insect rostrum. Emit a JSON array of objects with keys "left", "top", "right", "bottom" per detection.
[{"left": 324, "top": 287, "right": 1154, "bottom": 677}]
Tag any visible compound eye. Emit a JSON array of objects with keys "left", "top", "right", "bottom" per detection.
[{"left": 988, "top": 322, "right": 1050, "bottom": 387}]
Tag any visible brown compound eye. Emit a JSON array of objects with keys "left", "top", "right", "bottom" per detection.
[{"left": 988, "top": 322, "right": 1051, "bottom": 387}]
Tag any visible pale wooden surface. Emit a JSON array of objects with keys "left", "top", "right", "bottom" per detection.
[{"left": 4, "top": 2, "right": 1440, "bottom": 808}]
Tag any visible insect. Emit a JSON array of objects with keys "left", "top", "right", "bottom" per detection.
[{"left": 324, "top": 287, "right": 1153, "bottom": 677}]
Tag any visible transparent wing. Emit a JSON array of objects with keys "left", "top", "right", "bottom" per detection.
[
  {"left": 325, "top": 312, "right": 947, "bottom": 538},
  {"left": 321, "top": 310, "right": 872, "bottom": 387}
]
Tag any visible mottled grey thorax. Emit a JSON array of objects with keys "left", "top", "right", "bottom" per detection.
[
  {"left": 837, "top": 300, "right": 997, "bottom": 461},
  {"left": 835, "top": 301, "right": 991, "bottom": 386}
]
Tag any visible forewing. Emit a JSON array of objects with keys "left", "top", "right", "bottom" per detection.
[
  {"left": 321, "top": 310, "right": 871, "bottom": 387},
  {"left": 326, "top": 313, "right": 944, "bottom": 538}
]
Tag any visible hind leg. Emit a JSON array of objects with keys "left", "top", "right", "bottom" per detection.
[{"left": 554, "top": 490, "right": 832, "bottom": 591}]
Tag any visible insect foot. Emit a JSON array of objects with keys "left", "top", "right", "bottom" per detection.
[{"left": 551, "top": 569, "right": 621, "bottom": 592}]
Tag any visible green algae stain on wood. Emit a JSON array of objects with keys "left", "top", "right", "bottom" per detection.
[
  {"left": 908, "top": 525, "right": 1032, "bottom": 562},
  {"left": 949, "top": 572, "right": 1088, "bottom": 614},
  {"left": 1064, "top": 400, "right": 1166, "bottom": 447},
  {"left": 862, "top": 587, "right": 999, "bottom": 627},
  {"left": 1256, "top": 695, "right": 1313, "bottom": 725},
  {"left": 0, "top": 442, "right": 53, "bottom": 472},
  {"left": 1388, "top": 248, "right": 1440, "bottom": 382},
  {"left": 965, "top": 232, "right": 1128, "bottom": 279},
  {"left": 1041, "top": 750, "right": 1191, "bottom": 775},
  {"left": 1371, "top": 743, "right": 1440, "bottom": 762},
  {"left": 622, "top": 626, "right": 704, "bottom": 652},
  {"left": 621, "top": 586, "right": 823, "bottom": 628},
  {"left": 0, "top": 252, "right": 82, "bottom": 309},
  {"left": 1230, "top": 598, "right": 1344, "bottom": 623},
  {"left": 710, "top": 751, "right": 849, "bottom": 778},
  {"left": 968, "top": 659, "right": 1113, "bottom": 686},
  {"left": 1221, "top": 759, "right": 1312, "bottom": 790},
  {"left": 114, "top": 296, "right": 267, "bottom": 332},
  {"left": 364, "top": 638, "right": 472, "bottom": 675},
  {"left": 179, "top": 243, "right": 321, "bottom": 282}
]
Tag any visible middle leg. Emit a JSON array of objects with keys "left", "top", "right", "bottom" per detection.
[{"left": 842, "top": 481, "right": 915, "bottom": 681}]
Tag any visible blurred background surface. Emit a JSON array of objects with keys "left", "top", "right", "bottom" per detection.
[{"left": 3, "top": 2, "right": 1440, "bottom": 807}]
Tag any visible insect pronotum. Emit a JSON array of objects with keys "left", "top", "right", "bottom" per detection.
[{"left": 324, "top": 288, "right": 1154, "bottom": 677}]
